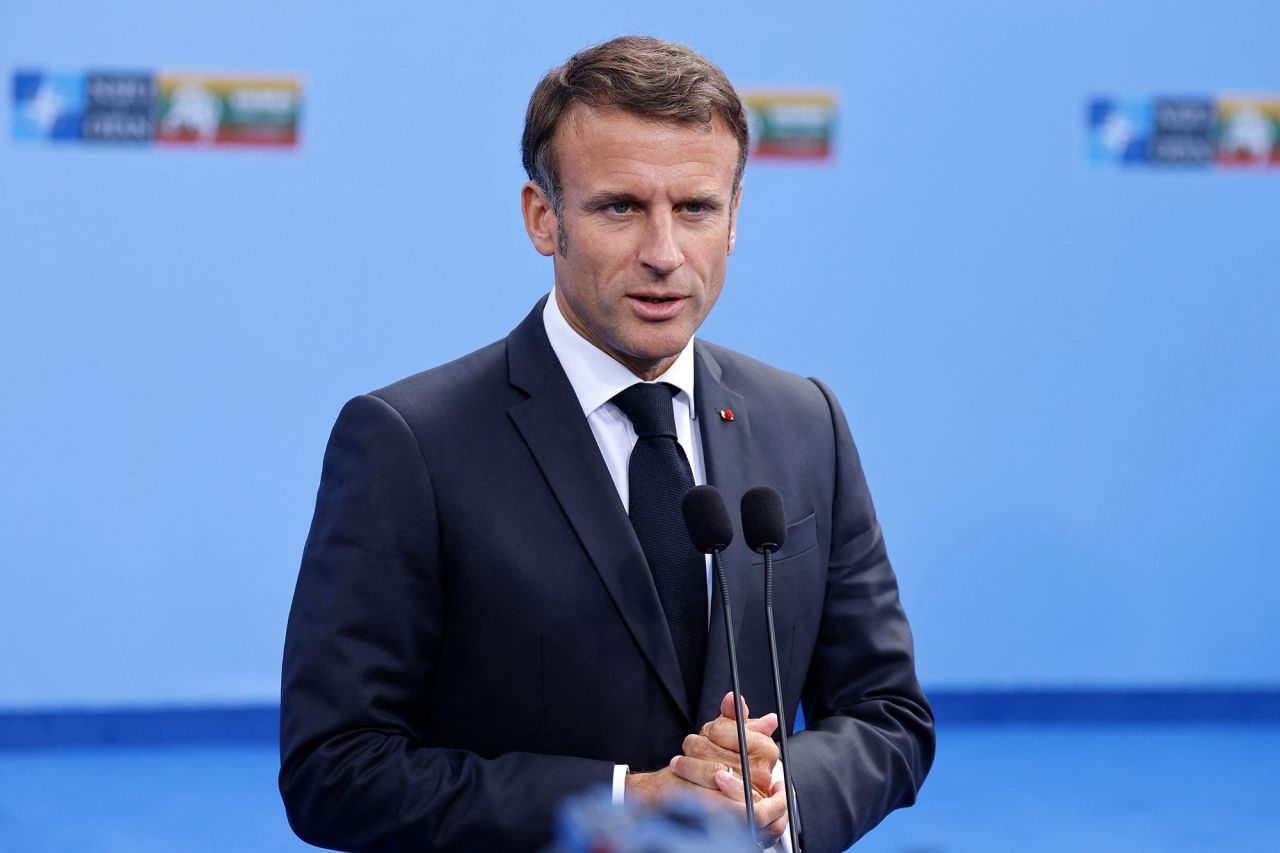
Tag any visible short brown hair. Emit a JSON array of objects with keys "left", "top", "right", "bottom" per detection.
[{"left": 521, "top": 36, "right": 749, "bottom": 223}]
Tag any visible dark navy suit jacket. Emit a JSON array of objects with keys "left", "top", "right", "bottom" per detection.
[{"left": 279, "top": 299, "right": 934, "bottom": 852}]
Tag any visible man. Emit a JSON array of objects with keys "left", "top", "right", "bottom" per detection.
[{"left": 280, "top": 36, "right": 933, "bottom": 852}]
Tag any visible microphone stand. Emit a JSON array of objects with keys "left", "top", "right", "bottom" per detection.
[
  {"left": 763, "top": 545, "right": 802, "bottom": 852},
  {"left": 711, "top": 546, "right": 758, "bottom": 843}
]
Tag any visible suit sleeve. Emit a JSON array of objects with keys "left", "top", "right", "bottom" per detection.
[
  {"left": 279, "top": 394, "right": 613, "bottom": 852},
  {"left": 787, "top": 379, "right": 936, "bottom": 853}
]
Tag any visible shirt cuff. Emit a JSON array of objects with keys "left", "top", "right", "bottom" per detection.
[{"left": 612, "top": 764, "right": 629, "bottom": 804}]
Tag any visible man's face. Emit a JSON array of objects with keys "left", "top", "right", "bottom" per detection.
[{"left": 522, "top": 105, "right": 742, "bottom": 380}]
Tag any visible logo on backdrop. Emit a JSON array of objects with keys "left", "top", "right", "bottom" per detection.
[
  {"left": 12, "top": 69, "right": 302, "bottom": 148},
  {"left": 12, "top": 71, "right": 86, "bottom": 140},
  {"left": 1088, "top": 95, "right": 1279, "bottom": 167},
  {"left": 740, "top": 90, "right": 837, "bottom": 162}
]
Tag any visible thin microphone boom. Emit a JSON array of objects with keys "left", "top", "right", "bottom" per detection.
[
  {"left": 712, "top": 547, "right": 756, "bottom": 836},
  {"left": 742, "top": 485, "right": 802, "bottom": 853},
  {"left": 682, "top": 485, "right": 757, "bottom": 841}
]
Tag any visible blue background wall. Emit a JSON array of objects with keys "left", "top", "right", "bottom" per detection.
[{"left": 1, "top": 1, "right": 1277, "bottom": 709}]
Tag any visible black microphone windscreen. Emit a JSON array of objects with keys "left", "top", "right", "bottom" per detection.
[
  {"left": 682, "top": 485, "right": 734, "bottom": 553},
  {"left": 741, "top": 486, "right": 787, "bottom": 553}
]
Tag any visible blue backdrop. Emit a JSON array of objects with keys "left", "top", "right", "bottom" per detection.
[{"left": 1, "top": 1, "right": 1277, "bottom": 709}]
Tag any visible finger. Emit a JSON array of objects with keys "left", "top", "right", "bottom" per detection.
[
  {"left": 719, "top": 691, "right": 750, "bottom": 721},
  {"left": 683, "top": 733, "right": 744, "bottom": 765},
  {"left": 669, "top": 754, "right": 733, "bottom": 792},
  {"left": 700, "top": 721, "right": 780, "bottom": 764},
  {"left": 761, "top": 809, "right": 789, "bottom": 845},
  {"left": 745, "top": 712, "right": 779, "bottom": 737},
  {"left": 699, "top": 715, "right": 740, "bottom": 747},
  {"left": 657, "top": 767, "right": 744, "bottom": 813},
  {"left": 745, "top": 728, "right": 780, "bottom": 762},
  {"left": 701, "top": 714, "right": 766, "bottom": 748},
  {"left": 715, "top": 693, "right": 778, "bottom": 737},
  {"left": 683, "top": 734, "right": 776, "bottom": 784},
  {"left": 752, "top": 782, "right": 790, "bottom": 838},
  {"left": 685, "top": 734, "right": 778, "bottom": 797},
  {"left": 712, "top": 767, "right": 764, "bottom": 804}
]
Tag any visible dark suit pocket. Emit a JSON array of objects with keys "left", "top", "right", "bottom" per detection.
[{"left": 751, "top": 512, "right": 818, "bottom": 566}]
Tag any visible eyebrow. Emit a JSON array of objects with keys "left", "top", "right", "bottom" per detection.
[
  {"left": 580, "top": 190, "right": 725, "bottom": 209},
  {"left": 680, "top": 192, "right": 724, "bottom": 209},
  {"left": 581, "top": 191, "right": 643, "bottom": 209}
]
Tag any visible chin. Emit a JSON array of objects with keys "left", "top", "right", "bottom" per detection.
[{"left": 628, "top": 339, "right": 689, "bottom": 362}]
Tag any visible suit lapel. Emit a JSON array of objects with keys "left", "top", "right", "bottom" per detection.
[
  {"left": 693, "top": 343, "right": 758, "bottom": 725},
  {"left": 505, "top": 301, "right": 693, "bottom": 724}
]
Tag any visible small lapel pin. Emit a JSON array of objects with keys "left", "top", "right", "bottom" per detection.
[{"left": 718, "top": 408, "right": 735, "bottom": 422}]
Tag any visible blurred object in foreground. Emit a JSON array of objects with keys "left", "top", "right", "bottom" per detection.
[{"left": 548, "top": 786, "right": 757, "bottom": 852}]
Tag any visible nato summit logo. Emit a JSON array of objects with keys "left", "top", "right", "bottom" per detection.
[
  {"left": 84, "top": 72, "right": 155, "bottom": 142},
  {"left": 12, "top": 71, "right": 87, "bottom": 140},
  {"left": 1089, "top": 94, "right": 1279, "bottom": 168},
  {"left": 11, "top": 68, "right": 301, "bottom": 148}
]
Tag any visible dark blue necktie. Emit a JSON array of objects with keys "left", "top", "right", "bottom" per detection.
[{"left": 611, "top": 382, "right": 707, "bottom": 712}]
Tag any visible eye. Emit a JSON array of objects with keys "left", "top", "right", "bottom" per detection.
[
  {"left": 607, "top": 201, "right": 632, "bottom": 214},
  {"left": 685, "top": 202, "right": 705, "bottom": 214}
]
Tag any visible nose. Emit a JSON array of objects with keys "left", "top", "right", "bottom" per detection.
[{"left": 637, "top": 211, "right": 683, "bottom": 276}]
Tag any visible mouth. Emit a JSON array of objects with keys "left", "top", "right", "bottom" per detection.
[{"left": 626, "top": 293, "right": 688, "bottom": 321}]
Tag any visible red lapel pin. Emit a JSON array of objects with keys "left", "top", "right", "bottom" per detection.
[{"left": 718, "top": 409, "right": 735, "bottom": 422}]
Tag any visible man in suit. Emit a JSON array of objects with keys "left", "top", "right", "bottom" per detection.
[{"left": 280, "top": 36, "right": 933, "bottom": 852}]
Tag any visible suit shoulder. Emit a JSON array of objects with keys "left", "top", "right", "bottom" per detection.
[
  {"left": 363, "top": 337, "right": 510, "bottom": 427},
  {"left": 696, "top": 339, "right": 832, "bottom": 413}
]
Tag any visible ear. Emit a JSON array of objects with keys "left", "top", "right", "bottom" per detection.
[
  {"left": 727, "top": 182, "right": 743, "bottom": 256},
  {"left": 521, "top": 181, "right": 559, "bottom": 257}
]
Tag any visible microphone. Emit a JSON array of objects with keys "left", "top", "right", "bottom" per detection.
[
  {"left": 683, "top": 484, "right": 734, "bottom": 554},
  {"left": 741, "top": 485, "right": 802, "bottom": 853},
  {"left": 682, "top": 485, "right": 757, "bottom": 840}
]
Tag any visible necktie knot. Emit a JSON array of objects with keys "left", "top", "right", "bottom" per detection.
[{"left": 612, "top": 382, "right": 679, "bottom": 439}]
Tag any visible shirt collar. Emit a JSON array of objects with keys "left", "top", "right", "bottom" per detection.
[{"left": 542, "top": 290, "right": 697, "bottom": 418}]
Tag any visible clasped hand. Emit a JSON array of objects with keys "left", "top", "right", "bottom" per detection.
[{"left": 625, "top": 693, "right": 789, "bottom": 845}]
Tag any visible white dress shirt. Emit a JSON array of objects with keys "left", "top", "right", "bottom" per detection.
[
  {"left": 542, "top": 293, "right": 790, "bottom": 849},
  {"left": 542, "top": 291, "right": 708, "bottom": 515}
]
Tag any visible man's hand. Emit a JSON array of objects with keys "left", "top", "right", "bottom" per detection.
[
  {"left": 669, "top": 693, "right": 790, "bottom": 844},
  {"left": 675, "top": 692, "right": 779, "bottom": 796},
  {"left": 627, "top": 762, "right": 790, "bottom": 848},
  {"left": 624, "top": 764, "right": 723, "bottom": 808},
  {"left": 625, "top": 692, "right": 778, "bottom": 810}
]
